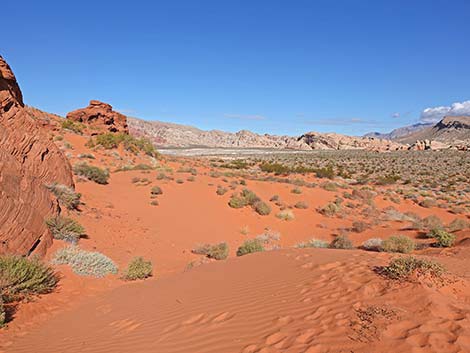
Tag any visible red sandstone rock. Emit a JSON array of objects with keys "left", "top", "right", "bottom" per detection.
[
  {"left": 66, "top": 100, "right": 128, "bottom": 134},
  {"left": 0, "top": 56, "right": 74, "bottom": 256}
]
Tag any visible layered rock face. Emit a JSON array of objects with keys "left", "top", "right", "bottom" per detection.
[
  {"left": 0, "top": 56, "right": 73, "bottom": 256},
  {"left": 66, "top": 100, "right": 128, "bottom": 134}
]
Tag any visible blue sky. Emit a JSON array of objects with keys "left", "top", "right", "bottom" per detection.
[{"left": 2, "top": 0, "right": 470, "bottom": 136}]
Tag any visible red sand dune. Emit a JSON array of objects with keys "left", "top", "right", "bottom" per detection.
[{"left": 4, "top": 249, "right": 470, "bottom": 353}]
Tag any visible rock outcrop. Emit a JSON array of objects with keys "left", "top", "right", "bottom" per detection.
[
  {"left": 128, "top": 117, "right": 404, "bottom": 151},
  {"left": 66, "top": 100, "right": 128, "bottom": 134},
  {"left": 0, "top": 56, "right": 73, "bottom": 256}
]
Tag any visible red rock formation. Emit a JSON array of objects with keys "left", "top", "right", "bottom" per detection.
[
  {"left": 0, "top": 56, "right": 74, "bottom": 256},
  {"left": 66, "top": 100, "right": 128, "bottom": 134}
]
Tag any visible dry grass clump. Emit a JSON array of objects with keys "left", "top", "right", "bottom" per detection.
[
  {"left": 382, "top": 235, "right": 415, "bottom": 254},
  {"left": 381, "top": 256, "right": 445, "bottom": 281},
  {"left": 216, "top": 186, "right": 228, "bottom": 195},
  {"left": 362, "top": 238, "right": 383, "bottom": 252},
  {"left": 295, "top": 239, "right": 329, "bottom": 248},
  {"left": 192, "top": 242, "right": 229, "bottom": 260},
  {"left": 410, "top": 215, "right": 443, "bottom": 231},
  {"left": 236, "top": 239, "right": 264, "bottom": 256},
  {"left": 46, "top": 216, "right": 85, "bottom": 243},
  {"left": 253, "top": 201, "right": 271, "bottom": 215},
  {"left": 52, "top": 246, "right": 118, "bottom": 277},
  {"left": 291, "top": 187, "right": 302, "bottom": 194},
  {"left": 419, "top": 197, "right": 437, "bottom": 208},
  {"left": 87, "top": 133, "right": 159, "bottom": 158},
  {"left": 46, "top": 183, "right": 81, "bottom": 210},
  {"left": 121, "top": 257, "right": 152, "bottom": 281},
  {"left": 276, "top": 209, "right": 295, "bottom": 221},
  {"left": 448, "top": 218, "right": 469, "bottom": 232},
  {"left": 318, "top": 202, "right": 341, "bottom": 217},
  {"left": 228, "top": 189, "right": 271, "bottom": 216},
  {"left": 294, "top": 201, "right": 309, "bottom": 209},
  {"left": 330, "top": 234, "right": 353, "bottom": 249},
  {"left": 73, "top": 163, "right": 109, "bottom": 184},
  {"left": 352, "top": 220, "right": 369, "bottom": 233},
  {"left": 61, "top": 119, "right": 84, "bottom": 134}
]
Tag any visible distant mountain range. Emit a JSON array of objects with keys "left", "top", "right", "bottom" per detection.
[{"left": 364, "top": 123, "right": 433, "bottom": 140}]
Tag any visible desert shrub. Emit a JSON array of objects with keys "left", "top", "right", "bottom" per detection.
[
  {"left": 253, "top": 201, "right": 271, "bottom": 216},
  {"left": 448, "top": 218, "right": 469, "bottom": 232},
  {"left": 294, "top": 201, "right": 308, "bottom": 209},
  {"left": 77, "top": 153, "right": 95, "bottom": 159},
  {"left": 427, "top": 229, "right": 456, "bottom": 247},
  {"left": 52, "top": 246, "right": 118, "bottom": 277},
  {"left": 419, "top": 197, "right": 437, "bottom": 208},
  {"left": 362, "top": 238, "right": 383, "bottom": 251},
  {"left": 330, "top": 234, "right": 353, "bottom": 249},
  {"left": 295, "top": 239, "right": 329, "bottom": 248},
  {"left": 0, "top": 297, "right": 4, "bottom": 327},
  {"left": 259, "top": 162, "right": 291, "bottom": 174},
  {"left": 270, "top": 195, "right": 280, "bottom": 202},
  {"left": 0, "top": 256, "right": 58, "bottom": 302},
  {"left": 315, "top": 166, "right": 335, "bottom": 179},
  {"left": 318, "top": 202, "right": 341, "bottom": 217},
  {"left": 381, "top": 256, "right": 445, "bottom": 280},
  {"left": 73, "top": 163, "right": 109, "bottom": 184},
  {"left": 61, "top": 119, "right": 84, "bottom": 134},
  {"left": 121, "top": 257, "right": 152, "bottom": 280},
  {"left": 321, "top": 182, "right": 338, "bottom": 191},
  {"left": 192, "top": 242, "right": 229, "bottom": 260},
  {"left": 352, "top": 220, "right": 369, "bottom": 233},
  {"left": 276, "top": 209, "right": 295, "bottom": 221},
  {"left": 376, "top": 174, "right": 400, "bottom": 185},
  {"left": 46, "top": 216, "right": 85, "bottom": 243},
  {"left": 216, "top": 186, "right": 228, "bottom": 195},
  {"left": 46, "top": 183, "right": 81, "bottom": 210},
  {"left": 411, "top": 215, "right": 443, "bottom": 231},
  {"left": 89, "top": 133, "right": 159, "bottom": 157},
  {"left": 150, "top": 186, "right": 163, "bottom": 195},
  {"left": 291, "top": 187, "right": 302, "bottom": 194},
  {"left": 228, "top": 195, "right": 248, "bottom": 208},
  {"left": 150, "top": 200, "right": 159, "bottom": 206},
  {"left": 382, "top": 235, "right": 414, "bottom": 254},
  {"left": 241, "top": 189, "right": 260, "bottom": 205},
  {"left": 236, "top": 239, "right": 264, "bottom": 256}
]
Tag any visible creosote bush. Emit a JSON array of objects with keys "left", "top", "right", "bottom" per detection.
[
  {"left": 52, "top": 246, "right": 118, "bottom": 277},
  {"left": 192, "top": 242, "right": 229, "bottom": 260},
  {"left": 381, "top": 256, "right": 445, "bottom": 281},
  {"left": 73, "top": 163, "right": 109, "bottom": 184},
  {"left": 46, "top": 216, "right": 85, "bottom": 243},
  {"left": 330, "top": 234, "right": 353, "bottom": 249},
  {"left": 382, "top": 235, "right": 414, "bottom": 254},
  {"left": 121, "top": 257, "right": 152, "bottom": 281},
  {"left": 236, "top": 239, "right": 264, "bottom": 256},
  {"left": 46, "top": 183, "right": 81, "bottom": 210},
  {"left": 0, "top": 255, "right": 58, "bottom": 304}
]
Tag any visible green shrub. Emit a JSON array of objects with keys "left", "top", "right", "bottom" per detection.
[
  {"left": 241, "top": 189, "right": 260, "bottom": 205},
  {"left": 315, "top": 166, "right": 335, "bottom": 179},
  {"left": 61, "top": 119, "right": 84, "bottom": 134},
  {"left": 121, "top": 257, "right": 152, "bottom": 280},
  {"left": 73, "top": 163, "right": 109, "bottom": 184},
  {"left": 236, "top": 239, "right": 264, "bottom": 256},
  {"left": 52, "top": 246, "right": 118, "bottom": 277},
  {"left": 46, "top": 216, "right": 85, "bottom": 243},
  {"left": 0, "top": 256, "right": 58, "bottom": 302},
  {"left": 46, "top": 183, "right": 81, "bottom": 210},
  {"left": 253, "top": 201, "right": 271, "bottom": 216},
  {"left": 295, "top": 239, "right": 329, "bottom": 248},
  {"left": 330, "top": 234, "right": 353, "bottom": 249},
  {"left": 382, "top": 235, "right": 414, "bottom": 253},
  {"left": 228, "top": 195, "right": 248, "bottom": 208},
  {"left": 192, "top": 242, "right": 229, "bottom": 260},
  {"left": 150, "top": 186, "right": 163, "bottom": 195},
  {"left": 427, "top": 229, "right": 456, "bottom": 247},
  {"left": 88, "top": 133, "right": 159, "bottom": 158},
  {"left": 381, "top": 256, "right": 445, "bottom": 280}
]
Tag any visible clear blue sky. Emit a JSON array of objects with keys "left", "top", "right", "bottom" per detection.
[{"left": 3, "top": 0, "right": 470, "bottom": 136}]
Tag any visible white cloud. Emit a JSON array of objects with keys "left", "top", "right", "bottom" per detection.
[
  {"left": 420, "top": 100, "right": 470, "bottom": 123},
  {"left": 392, "top": 112, "right": 400, "bottom": 118},
  {"left": 224, "top": 113, "right": 266, "bottom": 121}
]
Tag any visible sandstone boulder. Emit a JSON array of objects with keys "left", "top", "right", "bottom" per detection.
[
  {"left": 66, "top": 100, "right": 128, "bottom": 134},
  {"left": 0, "top": 56, "right": 73, "bottom": 256}
]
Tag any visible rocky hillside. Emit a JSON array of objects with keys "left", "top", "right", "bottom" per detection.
[
  {"left": 365, "top": 122, "right": 433, "bottom": 140},
  {"left": 398, "top": 116, "right": 470, "bottom": 146},
  {"left": 128, "top": 117, "right": 402, "bottom": 151},
  {"left": 0, "top": 56, "right": 73, "bottom": 256}
]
